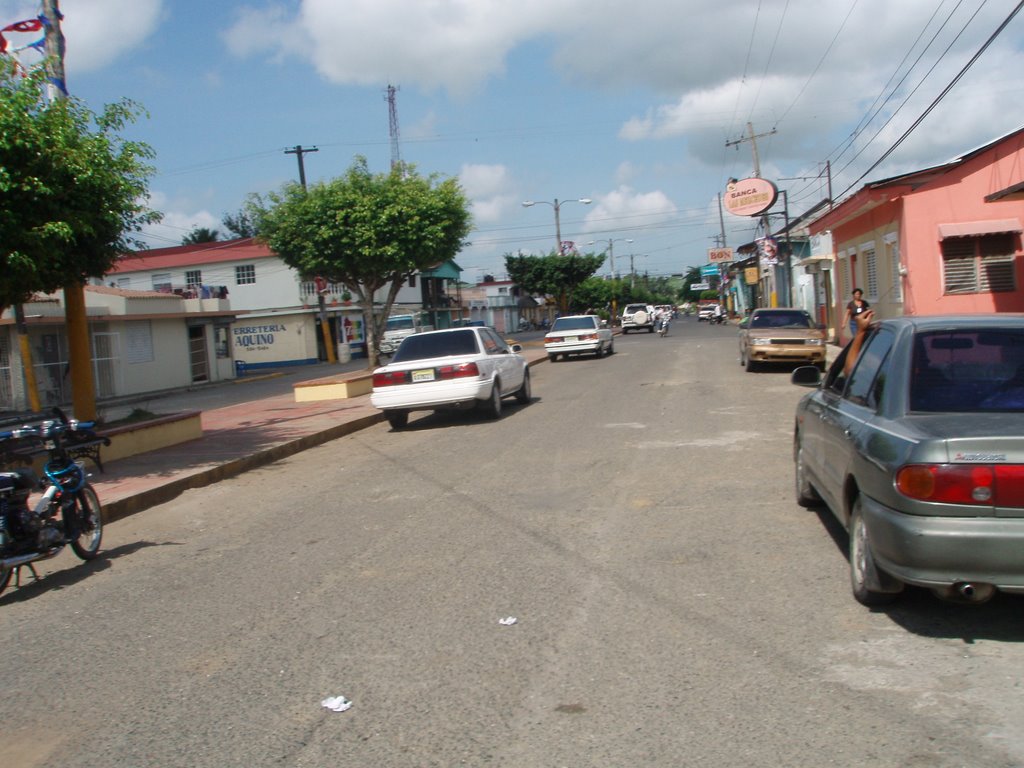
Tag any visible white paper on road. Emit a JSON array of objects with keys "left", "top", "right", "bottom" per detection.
[
  {"left": 321, "top": 695, "right": 353, "bottom": 712},
  {"left": 498, "top": 616, "right": 517, "bottom": 625}
]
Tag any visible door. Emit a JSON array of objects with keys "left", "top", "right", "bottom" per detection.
[{"left": 189, "top": 326, "right": 210, "bottom": 383}]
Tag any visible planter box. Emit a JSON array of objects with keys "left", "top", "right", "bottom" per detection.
[
  {"left": 99, "top": 411, "right": 203, "bottom": 463},
  {"left": 293, "top": 372, "right": 374, "bottom": 401}
]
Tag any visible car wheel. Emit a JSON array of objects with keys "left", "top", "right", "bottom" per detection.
[
  {"left": 849, "top": 498, "right": 902, "bottom": 606},
  {"left": 607, "top": 340, "right": 614, "bottom": 355},
  {"left": 595, "top": 344, "right": 604, "bottom": 358},
  {"left": 483, "top": 380, "right": 503, "bottom": 419},
  {"left": 548, "top": 354, "right": 558, "bottom": 362},
  {"left": 514, "top": 369, "right": 531, "bottom": 404},
  {"left": 386, "top": 410, "right": 409, "bottom": 430},
  {"left": 745, "top": 355, "right": 758, "bottom": 372},
  {"left": 794, "top": 440, "right": 821, "bottom": 507}
]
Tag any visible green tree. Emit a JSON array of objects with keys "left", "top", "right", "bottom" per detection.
[
  {"left": 182, "top": 226, "right": 220, "bottom": 245},
  {"left": 0, "top": 59, "right": 160, "bottom": 312},
  {"left": 504, "top": 251, "right": 605, "bottom": 314},
  {"left": 252, "top": 157, "right": 471, "bottom": 368},
  {"left": 222, "top": 206, "right": 259, "bottom": 239}
]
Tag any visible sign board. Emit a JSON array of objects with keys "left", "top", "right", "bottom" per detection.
[
  {"left": 700, "top": 264, "right": 719, "bottom": 277},
  {"left": 744, "top": 267, "right": 759, "bottom": 285},
  {"left": 708, "top": 247, "right": 734, "bottom": 264},
  {"left": 691, "top": 282, "right": 711, "bottom": 291},
  {"left": 724, "top": 177, "right": 779, "bottom": 217}
]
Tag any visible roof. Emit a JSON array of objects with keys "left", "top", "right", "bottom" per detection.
[
  {"left": 85, "top": 285, "right": 175, "bottom": 299},
  {"left": 110, "top": 238, "right": 275, "bottom": 274}
]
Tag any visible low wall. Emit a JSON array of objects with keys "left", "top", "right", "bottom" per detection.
[
  {"left": 293, "top": 372, "right": 374, "bottom": 402},
  {"left": 100, "top": 411, "right": 203, "bottom": 463}
]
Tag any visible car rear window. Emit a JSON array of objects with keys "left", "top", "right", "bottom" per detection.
[
  {"left": 392, "top": 330, "right": 479, "bottom": 362},
  {"left": 911, "top": 329, "right": 1024, "bottom": 412},
  {"left": 750, "top": 311, "right": 812, "bottom": 329},
  {"left": 551, "top": 317, "right": 596, "bottom": 331}
]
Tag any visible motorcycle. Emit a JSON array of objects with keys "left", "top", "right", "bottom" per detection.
[
  {"left": 0, "top": 408, "right": 108, "bottom": 595},
  {"left": 657, "top": 315, "right": 670, "bottom": 336}
]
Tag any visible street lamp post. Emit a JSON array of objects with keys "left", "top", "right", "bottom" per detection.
[
  {"left": 522, "top": 197, "right": 592, "bottom": 254},
  {"left": 587, "top": 237, "right": 634, "bottom": 279}
]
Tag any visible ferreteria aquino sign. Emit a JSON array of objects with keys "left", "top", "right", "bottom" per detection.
[{"left": 724, "top": 177, "right": 778, "bottom": 217}]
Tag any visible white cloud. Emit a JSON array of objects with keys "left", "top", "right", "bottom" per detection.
[
  {"left": 584, "top": 186, "right": 679, "bottom": 233},
  {"left": 459, "top": 163, "right": 517, "bottom": 224},
  {"left": 139, "top": 191, "right": 222, "bottom": 247},
  {"left": 61, "top": 0, "right": 164, "bottom": 73}
]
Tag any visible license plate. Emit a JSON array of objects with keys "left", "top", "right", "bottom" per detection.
[{"left": 411, "top": 368, "right": 436, "bottom": 382}]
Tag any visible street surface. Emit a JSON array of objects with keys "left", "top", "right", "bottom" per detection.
[{"left": 2, "top": 316, "right": 1023, "bottom": 767}]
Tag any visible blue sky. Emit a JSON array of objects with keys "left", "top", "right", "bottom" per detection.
[{"left": 5, "top": 0, "right": 1024, "bottom": 282}]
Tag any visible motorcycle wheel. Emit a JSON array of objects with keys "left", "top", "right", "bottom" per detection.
[
  {"left": 69, "top": 484, "right": 103, "bottom": 561},
  {"left": 0, "top": 566, "right": 10, "bottom": 597}
]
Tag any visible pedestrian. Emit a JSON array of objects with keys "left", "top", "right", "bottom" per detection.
[{"left": 842, "top": 288, "right": 870, "bottom": 342}]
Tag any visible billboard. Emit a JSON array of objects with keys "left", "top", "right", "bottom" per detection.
[
  {"left": 708, "top": 247, "right": 733, "bottom": 263},
  {"left": 724, "top": 178, "right": 778, "bottom": 217}
]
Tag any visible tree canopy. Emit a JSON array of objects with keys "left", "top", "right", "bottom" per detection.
[
  {"left": 182, "top": 227, "right": 220, "bottom": 245},
  {"left": 0, "top": 60, "right": 160, "bottom": 312},
  {"left": 251, "top": 157, "right": 471, "bottom": 367},
  {"left": 504, "top": 251, "right": 605, "bottom": 313}
]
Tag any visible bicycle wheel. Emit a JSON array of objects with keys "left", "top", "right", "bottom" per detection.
[{"left": 69, "top": 484, "right": 103, "bottom": 560}]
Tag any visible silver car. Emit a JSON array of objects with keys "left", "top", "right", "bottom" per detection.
[{"left": 791, "top": 315, "right": 1024, "bottom": 605}]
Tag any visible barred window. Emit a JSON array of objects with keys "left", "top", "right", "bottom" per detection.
[
  {"left": 235, "top": 264, "right": 256, "bottom": 285},
  {"left": 185, "top": 269, "right": 202, "bottom": 287},
  {"left": 942, "top": 234, "right": 1017, "bottom": 295},
  {"left": 864, "top": 248, "right": 877, "bottom": 299}
]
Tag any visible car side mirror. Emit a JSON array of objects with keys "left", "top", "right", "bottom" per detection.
[
  {"left": 510, "top": 343, "right": 523, "bottom": 353},
  {"left": 791, "top": 365, "right": 822, "bottom": 387}
]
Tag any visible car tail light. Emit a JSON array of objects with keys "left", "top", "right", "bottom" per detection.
[
  {"left": 895, "top": 464, "right": 1024, "bottom": 507},
  {"left": 438, "top": 362, "right": 480, "bottom": 379},
  {"left": 373, "top": 370, "right": 409, "bottom": 387},
  {"left": 579, "top": 333, "right": 598, "bottom": 341},
  {"left": 548, "top": 336, "right": 564, "bottom": 343}
]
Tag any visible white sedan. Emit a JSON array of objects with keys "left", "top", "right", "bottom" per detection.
[
  {"left": 544, "top": 315, "right": 614, "bottom": 361},
  {"left": 371, "top": 327, "right": 531, "bottom": 429}
]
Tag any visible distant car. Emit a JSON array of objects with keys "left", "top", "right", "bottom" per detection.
[
  {"left": 791, "top": 314, "right": 1024, "bottom": 606},
  {"left": 698, "top": 304, "right": 719, "bottom": 322},
  {"left": 621, "top": 303, "right": 655, "bottom": 333},
  {"left": 371, "top": 327, "right": 531, "bottom": 429},
  {"left": 544, "top": 315, "right": 614, "bottom": 361},
  {"left": 739, "top": 308, "right": 826, "bottom": 371}
]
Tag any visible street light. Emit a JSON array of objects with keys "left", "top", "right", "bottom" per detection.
[
  {"left": 522, "top": 197, "right": 592, "bottom": 254},
  {"left": 587, "top": 237, "right": 633, "bottom": 279}
]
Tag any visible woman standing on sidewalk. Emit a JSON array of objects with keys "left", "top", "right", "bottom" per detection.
[{"left": 842, "top": 288, "right": 869, "bottom": 343}]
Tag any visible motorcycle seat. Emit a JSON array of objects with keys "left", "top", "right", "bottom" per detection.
[{"left": 0, "top": 468, "right": 38, "bottom": 493}]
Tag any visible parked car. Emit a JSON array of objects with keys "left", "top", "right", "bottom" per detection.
[
  {"left": 791, "top": 314, "right": 1024, "bottom": 606},
  {"left": 621, "top": 303, "right": 655, "bottom": 333},
  {"left": 371, "top": 327, "right": 531, "bottom": 429},
  {"left": 544, "top": 315, "right": 614, "bottom": 361},
  {"left": 739, "top": 308, "right": 827, "bottom": 372}
]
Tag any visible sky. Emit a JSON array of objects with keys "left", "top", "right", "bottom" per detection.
[{"left": 5, "top": 0, "right": 1024, "bottom": 283}]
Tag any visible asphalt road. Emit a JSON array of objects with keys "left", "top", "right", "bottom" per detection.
[{"left": 2, "top": 316, "right": 1023, "bottom": 767}]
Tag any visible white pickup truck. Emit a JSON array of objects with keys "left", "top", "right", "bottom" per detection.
[{"left": 379, "top": 313, "right": 434, "bottom": 355}]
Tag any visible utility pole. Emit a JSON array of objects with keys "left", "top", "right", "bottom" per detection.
[
  {"left": 727, "top": 121, "right": 779, "bottom": 308},
  {"left": 43, "top": 0, "right": 96, "bottom": 420},
  {"left": 284, "top": 145, "right": 318, "bottom": 189},
  {"left": 284, "top": 144, "right": 335, "bottom": 364}
]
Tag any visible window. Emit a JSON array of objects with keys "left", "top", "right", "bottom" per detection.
[
  {"left": 863, "top": 247, "right": 877, "bottom": 299},
  {"left": 235, "top": 264, "right": 256, "bottom": 285},
  {"left": 152, "top": 273, "right": 172, "bottom": 292},
  {"left": 185, "top": 269, "right": 202, "bottom": 288},
  {"left": 942, "top": 234, "right": 1016, "bottom": 294},
  {"left": 408, "top": 274, "right": 416, "bottom": 288},
  {"left": 845, "top": 328, "right": 895, "bottom": 409}
]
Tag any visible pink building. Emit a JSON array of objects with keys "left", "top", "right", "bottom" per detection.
[{"left": 808, "top": 127, "right": 1024, "bottom": 327}]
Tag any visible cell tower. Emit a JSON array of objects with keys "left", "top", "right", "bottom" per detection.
[{"left": 385, "top": 84, "right": 402, "bottom": 171}]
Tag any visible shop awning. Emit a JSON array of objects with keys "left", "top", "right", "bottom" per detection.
[{"left": 937, "top": 218, "right": 1022, "bottom": 239}]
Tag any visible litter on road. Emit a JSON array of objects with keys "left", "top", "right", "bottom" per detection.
[{"left": 321, "top": 695, "right": 353, "bottom": 712}]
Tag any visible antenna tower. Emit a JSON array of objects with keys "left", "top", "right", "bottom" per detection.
[{"left": 385, "top": 84, "right": 402, "bottom": 171}]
